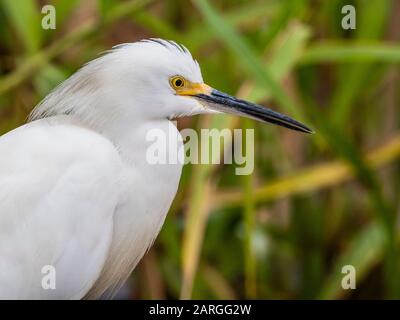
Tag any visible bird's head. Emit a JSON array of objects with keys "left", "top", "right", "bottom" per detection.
[{"left": 30, "top": 38, "right": 312, "bottom": 134}]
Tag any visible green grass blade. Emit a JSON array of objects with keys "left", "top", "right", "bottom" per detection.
[
  {"left": 318, "top": 223, "right": 385, "bottom": 299},
  {"left": 1, "top": 0, "right": 42, "bottom": 53},
  {"left": 329, "top": 0, "right": 391, "bottom": 125},
  {"left": 300, "top": 42, "right": 400, "bottom": 64}
]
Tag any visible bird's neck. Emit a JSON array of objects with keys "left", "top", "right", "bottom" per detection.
[{"left": 95, "top": 118, "right": 184, "bottom": 168}]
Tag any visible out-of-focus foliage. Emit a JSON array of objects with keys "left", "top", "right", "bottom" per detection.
[{"left": 0, "top": 0, "right": 399, "bottom": 299}]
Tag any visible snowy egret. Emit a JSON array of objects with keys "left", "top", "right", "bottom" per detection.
[{"left": 0, "top": 39, "right": 312, "bottom": 299}]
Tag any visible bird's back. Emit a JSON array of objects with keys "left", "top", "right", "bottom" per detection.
[{"left": 0, "top": 116, "right": 122, "bottom": 299}]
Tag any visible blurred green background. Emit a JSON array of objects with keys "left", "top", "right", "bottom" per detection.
[{"left": 0, "top": 0, "right": 399, "bottom": 299}]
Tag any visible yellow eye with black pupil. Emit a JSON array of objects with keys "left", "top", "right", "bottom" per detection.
[
  {"left": 170, "top": 76, "right": 185, "bottom": 89},
  {"left": 174, "top": 79, "right": 183, "bottom": 87}
]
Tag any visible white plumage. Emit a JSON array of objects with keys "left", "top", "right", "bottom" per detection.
[
  {"left": 0, "top": 40, "right": 196, "bottom": 299},
  {"left": 0, "top": 39, "right": 311, "bottom": 299}
]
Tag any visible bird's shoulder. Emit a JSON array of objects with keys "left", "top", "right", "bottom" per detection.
[{"left": 0, "top": 116, "right": 121, "bottom": 169}]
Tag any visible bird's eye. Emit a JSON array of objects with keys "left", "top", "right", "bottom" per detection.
[{"left": 170, "top": 76, "right": 185, "bottom": 89}]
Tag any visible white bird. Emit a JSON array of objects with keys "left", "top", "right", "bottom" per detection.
[{"left": 0, "top": 39, "right": 312, "bottom": 299}]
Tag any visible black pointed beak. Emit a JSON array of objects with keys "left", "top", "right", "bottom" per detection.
[{"left": 195, "top": 89, "right": 313, "bottom": 134}]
